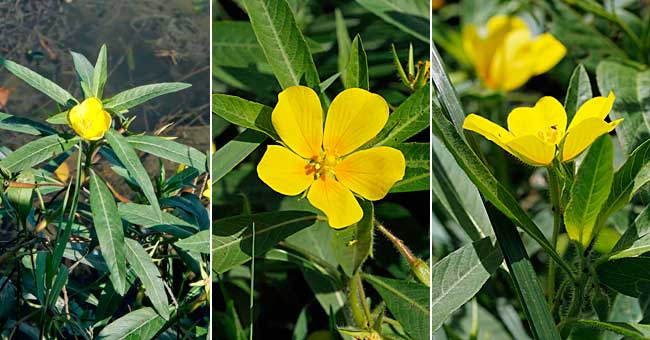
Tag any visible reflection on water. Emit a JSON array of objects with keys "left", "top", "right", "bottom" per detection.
[{"left": 0, "top": 0, "right": 209, "bottom": 151}]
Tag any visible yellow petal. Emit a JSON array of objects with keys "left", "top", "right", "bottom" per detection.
[
  {"left": 568, "top": 92, "right": 616, "bottom": 130},
  {"left": 505, "top": 135, "right": 556, "bottom": 166},
  {"left": 257, "top": 145, "right": 313, "bottom": 196},
  {"left": 307, "top": 175, "right": 363, "bottom": 229},
  {"left": 507, "top": 96, "right": 567, "bottom": 145},
  {"left": 68, "top": 97, "right": 111, "bottom": 141},
  {"left": 530, "top": 33, "right": 566, "bottom": 75},
  {"left": 561, "top": 118, "right": 622, "bottom": 162},
  {"left": 462, "top": 25, "right": 490, "bottom": 81},
  {"left": 323, "top": 88, "right": 389, "bottom": 157},
  {"left": 335, "top": 147, "right": 405, "bottom": 201},
  {"left": 488, "top": 29, "right": 535, "bottom": 91},
  {"left": 462, "top": 114, "right": 514, "bottom": 151},
  {"left": 271, "top": 86, "right": 323, "bottom": 159},
  {"left": 486, "top": 15, "right": 527, "bottom": 37}
]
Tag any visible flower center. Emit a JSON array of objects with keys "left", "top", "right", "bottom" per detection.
[
  {"left": 305, "top": 152, "right": 339, "bottom": 180},
  {"left": 537, "top": 125, "right": 560, "bottom": 144}
]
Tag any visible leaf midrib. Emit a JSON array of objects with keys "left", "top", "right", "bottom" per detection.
[
  {"left": 256, "top": 0, "right": 300, "bottom": 86},
  {"left": 366, "top": 275, "right": 428, "bottom": 315}
]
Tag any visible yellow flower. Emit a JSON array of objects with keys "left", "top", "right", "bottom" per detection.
[
  {"left": 257, "top": 86, "right": 406, "bottom": 229},
  {"left": 463, "top": 93, "right": 622, "bottom": 166},
  {"left": 67, "top": 97, "right": 111, "bottom": 141},
  {"left": 462, "top": 15, "right": 566, "bottom": 92}
]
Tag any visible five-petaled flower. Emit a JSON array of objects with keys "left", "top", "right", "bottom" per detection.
[
  {"left": 68, "top": 97, "right": 112, "bottom": 141},
  {"left": 463, "top": 92, "right": 622, "bottom": 166},
  {"left": 462, "top": 15, "right": 566, "bottom": 92},
  {"left": 257, "top": 86, "right": 406, "bottom": 229}
]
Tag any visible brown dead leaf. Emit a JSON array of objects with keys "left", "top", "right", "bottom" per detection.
[{"left": 0, "top": 86, "right": 14, "bottom": 109}]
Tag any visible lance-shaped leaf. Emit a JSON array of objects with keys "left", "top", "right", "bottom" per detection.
[
  {"left": 127, "top": 135, "right": 207, "bottom": 173},
  {"left": 565, "top": 136, "right": 614, "bottom": 247},
  {"left": 597, "top": 139, "right": 650, "bottom": 227},
  {"left": 212, "top": 94, "right": 278, "bottom": 140},
  {"left": 242, "top": 0, "right": 320, "bottom": 89},
  {"left": 70, "top": 51, "right": 95, "bottom": 98},
  {"left": 597, "top": 256, "right": 650, "bottom": 298},
  {"left": 0, "top": 58, "right": 76, "bottom": 106},
  {"left": 0, "top": 112, "right": 56, "bottom": 136},
  {"left": 0, "top": 134, "right": 78, "bottom": 172},
  {"left": 364, "top": 274, "right": 429, "bottom": 340},
  {"left": 368, "top": 84, "right": 430, "bottom": 147},
  {"left": 89, "top": 170, "right": 128, "bottom": 295},
  {"left": 342, "top": 35, "right": 369, "bottom": 90},
  {"left": 430, "top": 237, "right": 502, "bottom": 332},
  {"left": 96, "top": 307, "right": 166, "bottom": 340},
  {"left": 564, "top": 64, "right": 592, "bottom": 121},
  {"left": 105, "top": 129, "right": 162, "bottom": 223},
  {"left": 104, "top": 83, "right": 191, "bottom": 112},
  {"left": 175, "top": 230, "right": 210, "bottom": 254},
  {"left": 354, "top": 0, "right": 429, "bottom": 42},
  {"left": 124, "top": 238, "right": 170, "bottom": 320},
  {"left": 93, "top": 45, "right": 108, "bottom": 98},
  {"left": 214, "top": 129, "right": 266, "bottom": 183}
]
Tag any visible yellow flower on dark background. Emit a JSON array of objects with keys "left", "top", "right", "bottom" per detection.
[{"left": 67, "top": 97, "right": 111, "bottom": 141}]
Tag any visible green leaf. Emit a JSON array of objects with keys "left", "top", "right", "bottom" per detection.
[
  {"left": 597, "top": 139, "right": 650, "bottom": 227},
  {"left": 242, "top": 0, "right": 320, "bottom": 89},
  {"left": 96, "top": 307, "right": 166, "bottom": 340},
  {"left": 331, "top": 201, "right": 373, "bottom": 276},
  {"left": 45, "top": 111, "right": 69, "bottom": 125},
  {"left": 6, "top": 170, "right": 35, "bottom": 220},
  {"left": 564, "top": 64, "right": 592, "bottom": 121},
  {"left": 124, "top": 238, "right": 170, "bottom": 320},
  {"left": 104, "top": 83, "right": 191, "bottom": 112},
  {"left": 93, "top": 45, "right": 108, "bottom": 98},
  {"left": 214, "top": 129, "right": 266, "bottom": 183},
  {"left": 354, "top": 0, "right": 429, "bottom": 42},
  {"left": 0, "top": 58, "right": 76, "bottom": 106},
  {"left": 89, "top": 170, "right": 128, "bottom": 295},
  {"left": 565, "top": 136, "right": 614, "bottom": 247},
  {"left": 212, "top": 21, "right": 266, "bottom": 68},
  {"left": 368, "top": 84, "right": 430, "bottom": 147},
  {"left": 0, "top": 112, "right": 56, "bottom": 135},
  {"left": 175, "top": 230, "right": 210, "bottom": 254},
  {"left": 390, "top": 142, "right": 429, "bottom": 193},
  {"left": 431, "top": 45, "right": 465, "bottom": 136},
  {"left": 70, "top": 51, "right": 95, "bottom": 98},
  {"left": 597, "top": 256, "right": 650, "bottom": 297},
  {"left": 611, "top": 205, "right": 650, "bottom": 258},
  {"left": 491, "top": 211, "right": 562, "bottom": 340},
  {"left": 118, "top": 203, "right": 195, "bottom": 238},
  {"left": 335, "top": 9, "right": 352, "bottom": 79},
  {"left": 212, "top": 211, "right": 318, "bottom": 274},
  {"left": 596, "top": 60, "right": 650, "bottom": 154},
  {"left": 211, "top": 94, "right": 278, "bottom": 140},
  {"left": 572, "top": 320, "right": 650, "bottom": 340},
  {"left": 431, "top": 135, "right": 493, "bottom": 241},
  {"left": 0, "top": 134, "right": 78, "bottom": 172},
  {"left": 126, "top": 135, "right": 207, "bottom": 173},
  {"left": 105, "top": 129, "right": 162, "bottom": 223},
  {"left": 342, "top": 35, "right": 369, "bottom": 90},
  {"left": 363, "top": 274, "right": 429, "bottom": 340},
  {"left": 430, "top": 237, "right": 502, "bottom": 333},
  {"left": 46, "top": 265, "right": 68, "bottom": 308}
]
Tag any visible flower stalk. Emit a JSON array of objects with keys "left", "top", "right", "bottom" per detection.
[{"left": 375, "top": 219, "right": 430, "bottom": 287}]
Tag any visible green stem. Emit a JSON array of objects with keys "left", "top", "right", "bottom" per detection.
[
  {"left": 547, "top": 166, "right": 562, "bottom": 305},
  {"left": 249, "top": 222, "right": 255, "bottom": 340}
]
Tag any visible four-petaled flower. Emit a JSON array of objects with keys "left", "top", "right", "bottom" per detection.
[
  {"left": 463, "top": 93, "right": 622, "bottom": 166},
  {"left": 462, "top": 15, "right": 566, "bottom": 92},
  {"left": 68, "top": 97, "right": 112, "bottom": 141},
  {"left": 257, "top": 86, "right": 405, "bottom": 229}
]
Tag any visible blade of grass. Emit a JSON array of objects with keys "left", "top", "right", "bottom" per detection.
[{"left": 489, "top": 207, "right": 561, "bottom": 340}]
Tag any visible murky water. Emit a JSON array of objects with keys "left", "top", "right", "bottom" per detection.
[{"left": 0, "top": 0, "right": 210, "bottom": 151}]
